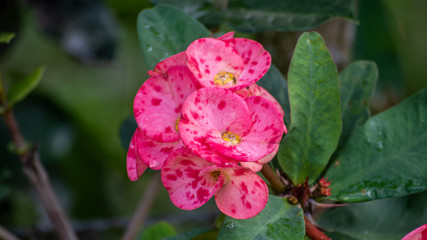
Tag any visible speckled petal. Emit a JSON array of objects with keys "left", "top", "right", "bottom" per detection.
[
  {"left": 225, "top": 38, "right": 271, "bottom": 86},
  {"left": 236, "top": 84, "right": 285, "bottom": 118},
  {"left": 161, "top": 148, "right": 225, "bottom": 210},
  {"left": 148, "top": 52, "right": 187, "bottom": 77},
  {"left": 179, "top": 88, "right": 252, "bottom": 164},
  {"left": 402, "top": 224, "right": 427, "bottom": 240},
  {"left": 135, "top": 131, "right": 183, "bottom": 170},
  {"left": 239, "top": 145, "right": 279, "bottom": 172},
  {"left": 134, "top": 65, "right": 198, "bottom": 142},
  {"left": 215, "top": 167, "right": 269, "bottom": 219},
  {"left": 236, "top": 96, "right": 284, "bottom": 159},
  {"left": 127, "top": 128, "right": 148, "bottom": 181},
  {"left": 186, "top": 38, "right": 244, "bottom": 90},
  {"left": 217, "top": 31, "right": 235, "bottom": 40}
]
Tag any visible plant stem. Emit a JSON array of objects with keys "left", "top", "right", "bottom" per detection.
[
  {"left": 0, "top": 225, "right": 20, "bottom": 240},
  {"left": 304, "top": 216, "right": 331, "bottom": 240},
  {"left": 0, "top": 77, "right": 78, "bottom": 240},
  {"left": 121, "top": 173, "right": 162, "bottom": 240},
  {"left": 260, "top": 164, "right": 286, "bottom": 194}
]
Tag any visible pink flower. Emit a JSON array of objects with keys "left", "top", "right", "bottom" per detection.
[
  {"left": 127, "top": 64, "right": 198, "bottom": 181},
  {"left": 235, "top": 83, "right": 287, "bottom": 134},
  {"left": 148, "top": 32, "right": 235, "bottom": 77},
  {"left": 161, "top": 148, "right": 268, "bottom": 219},
  {"left": 134, "top": 65, "right": 198, "bottom": 143},
  {"left": 185, "top": 37, "right": 271, "bottom": 91},
  {"left": 126, "top": 128, "right": 182, "bottom": 181},
  {"left": 402, "top": 224, "right": 427, "bottom": 240},
  {"left": 179, "top": 87, "right": 284, "bottom": 165}
]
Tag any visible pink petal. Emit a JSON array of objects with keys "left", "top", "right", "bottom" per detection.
[
  {"left": 236, "top": 84, "right": 285, "bottom": 117},
  {"left": 217, "top": 31, "right": 235, "bottom": 40},
  {"left": 135, "top": 130, "right": 182, "bottom": 170},
  {"left": 215, "top": 167, "right": 269, "bottom": 219},
  {"left": 225, "top": 38, "right": 271, "bottom": 87},
  {"left": 179, "top": 88, "right": 252, "bottom": 164},
  {"left": 237, "top": 96, "right": 284, "bottom": 158},
  {"left": 186, "top": 38, "right": 245, "bottom": 90},
  {"left": 161, "top": 148, "right": 225, "bottom": 210},
  {"left": 204, "top": 95, "right": 284, "bottom": 162},
  {"left": 239, "top": 162, "right": 263, "bottom": 172},
  {"left": 127, "top": 128, "right": 148, "bottom": 181},
  {"left": 402, "top": 224, "right": 427, "bottom": 240},
  {"left": 134, "top": 65, "right": 198, "bottom": 142},
  {"left": 239, "top": 146, "right": 279, "bottom": 172},
  {"left": 148, "top": 52, "right": 187, "bottom": 77}
]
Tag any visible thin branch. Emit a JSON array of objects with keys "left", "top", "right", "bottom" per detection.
[
  {"left": 304, "top": 216, "right": 331, "bottom": 240},
  {"left": 121, "top": 173, "right": 162, "bottom": 240},
  {"left": 260, "top": 164, "right": 286, "bottom": 194},
  {"left": 1, "top": 77, "right": 78, "bottom": 240},
  {"left": 0, "top": 225, "right": 20, "bottom": 240}
]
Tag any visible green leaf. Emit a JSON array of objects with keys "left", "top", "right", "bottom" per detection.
[
  {"left": 151, "top": 0, "right": 357, "bottom": 33},
  {"left": 140, "top": 221, "right": 176, "bottom": 240},
  {"left": 0, "top": 32, "right": 15, "bottom": 44},
  {"left": 257, "top": 64, "right": 291, "bottom": 126},
  {"left": 217, "top": 195, "right": 305, "bottom": 240},
  {"left": 326, "top": 88, "right": 427, "bottom": 202},
  {"left": 278, "top": 32, "right": 341, "bottom": 185},
  {"left": 338, "top": 61, "right": 378, "bottom": 150},
  {"left": 7, "top": 66, "right": 45, "bottom": 106},
  {"left": 318, "top": 191, "right": 427, "bottom": 240},
  {"left": 137, "top": 5, "right": 211, "bottom": 69},
  {"left": 167, "top": 228, "right": 214, "bottom": 240}
]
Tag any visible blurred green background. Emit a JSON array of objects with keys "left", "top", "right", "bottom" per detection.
[{"left": 0, "top": 0, "right": 426, "bottom": 239}]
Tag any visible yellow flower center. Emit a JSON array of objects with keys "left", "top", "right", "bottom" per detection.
[
  {"left": 214, "top": 72, "right": 236, "bottom": 86},
  {"left": 222, "top": 131, "right": 241, "bottom": 145},
  {"left": 175, "top": 118, "right": 180, "bottom": 132}
]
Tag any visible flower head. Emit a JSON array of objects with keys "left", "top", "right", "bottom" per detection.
[
  {"left": 186, "top": 37, "right": 271, "bottom": 91},
  {"left": 161, "top": 148, "right": 268, "bottom": 219},
  {"left": 179, "top": 87, "right": 284, "bottom": 165}
]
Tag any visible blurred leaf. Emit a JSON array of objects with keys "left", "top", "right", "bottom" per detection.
[
  {"left": 278, "top": 32, "right": 341, "bottom": 185},
  {"left": 152, "top": 0, "right": 356, "bottom": 33},
  {"left": 217, "top": 195, "right": 305, "bottom": 240},
  {"left": 338, "top": 61, "right": 378, "bottom": 149},
  {"left": 318, "top": 191, "right": 427, "bottom": 240},
  {"left": 140, "top": 221, "right": 176, "bottom": 240},
  {"left": 0, "top": 32, "right": 15, "bottom": 44},
  {"left": 7, "top": 67, "right": 45, "bottom": 106},
  {"left": 167, "top": 227, "right": 214, "bottom": 240},
  {"left": 326, "top": 88, "right": 427, "bottom": 202},
  {"left": 137, "top": 5, "right": 210, "bottom": 69},
  {"left": 258, "top": 64, "right": 291, "bottom": 127}
]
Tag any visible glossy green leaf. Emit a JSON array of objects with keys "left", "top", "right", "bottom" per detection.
[
  {"left": 217, "top": 195, "right": 305, "bottom": 240},
  {"left": 137, "top": 5, "right": 211, "bottom": 69},
  {"left": 140, "top": 221, "right": 176, "bottom": 240},
  {"left": 338, "top": 61, "right": 378, "bottom": 150},
  {"left": 278, "top": 32, "right": 341, "bottom": 184},
  {"left": 6, "top": 67, "right": 45, "bottom": 106},
  {"left": 318, "top": 191, "right": 427, "bottom": 240},
  {"left": 152, "top": 0, "right": 356, "bottom": 33},
  {"left": 0, "top": 32, "right": 15, "bottom": 44},
  {"left": 326, "top": 88, "right": 427, "bottom": 202},
  {"left": 257, "top": 64, "right": 291, "bottom": 126}
]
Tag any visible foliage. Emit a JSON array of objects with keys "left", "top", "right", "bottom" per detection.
[{"left": 0, "top": 1, "right": 426, "bottom": 240}]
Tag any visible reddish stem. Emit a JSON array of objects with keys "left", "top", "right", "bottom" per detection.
[{"left": 304, "top": 216, "right": 331, "bottom": 240}]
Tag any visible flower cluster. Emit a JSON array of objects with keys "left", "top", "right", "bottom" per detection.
[{"left": 127, "top": 32, "right": 286, "bottom": 219}]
